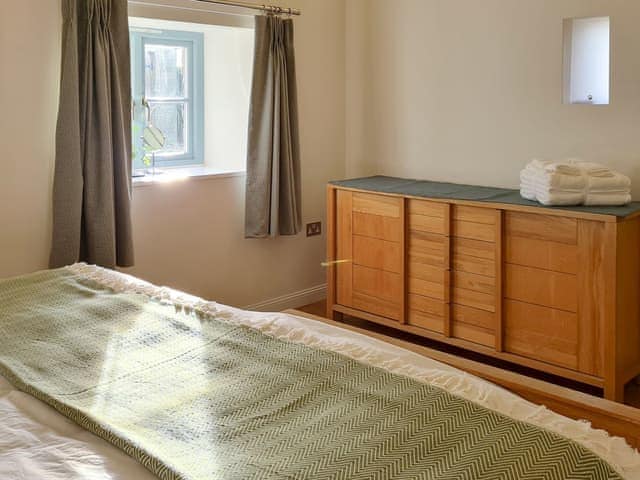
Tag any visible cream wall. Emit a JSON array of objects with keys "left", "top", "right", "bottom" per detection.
[
  {"left": 0, "top": 0, "right": 346, "bottom": 309},
  {"left": 345, "top": 0, "right": 640, "bottom": 197},
  {"left": 0, "top": 0, "right": 60, "bottom": 279}
]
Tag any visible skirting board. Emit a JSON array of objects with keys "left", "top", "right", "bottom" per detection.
[{"left": 244, "top": 284, "right": 326, "bottom": 312}]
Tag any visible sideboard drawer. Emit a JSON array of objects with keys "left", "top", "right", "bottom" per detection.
[
  {"left": 504, "top": 299, "right": 578, "bottom": 370},
  {"left": 505, "top": 235, "right": 578, "bottom": 274},
  {"left": 452, "top": 288, "right": 495, "bottom": 313},
  {"left": 408, "top": 199, "right": 449, "bottom": 235},
  {"left": 408, "top": 231, "right": 449, "bottom": 268},
  {"left": 453, "top": 205, "right": 498, "bottom": 225},
  {"left": 452, "top": 221, "right": 496, "bottom": 242},
  {"left": 353, "top": 192, "right": 402, "bottom": 218},
  {"left": 505, "top": 212, "right": 577, "bottom": 245},
  {"left": 407, "top": 262, "right": 448, "bottom": 284},
  {"left": 408, "top": 309, "right": 446, "bottom": 334},
  {"left": 353, "top": 265, "right": 401, "bottom": 302},
  {"left": 352, "top": 292, "right": 401, "bottom": 321},
  {"left": 504, "top": 264, "right": 578, "bottom": 312},
  {"left": 452, "top": 251, "right": 495, "bottom": 277},
  {"left": 451, "top": 304, "right": 497, "bottom": 348},
  {"left": 353, "top": 235, "right": 402, "bottom": 273},
  {"left": 453, "top": 270, "right": 495, "bottom": 295},
  {"left": 454, "top": 237, "right": 496, "bottom": 261},
  {"left": 409, "top": 277, "right": 447, "bottom": 301},
  {"left": 410, "top": 215, "right": 448, "bottom": 235},
  {"left": 408, "top": 199, "right": 448, "bottom": 218},
  {"left": 408, "top": 294, "right": 447, "bottom": 334},
  {"left": 353, "top": 212, "right": 402, "bottom": 242},
  {"left": 352, "top": 265, "right": 402, "bottom": 320}
]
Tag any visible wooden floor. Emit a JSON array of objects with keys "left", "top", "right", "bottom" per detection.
[
  {"left": 297, "top": 300, "right": 640, "bottom": 409},
  {"left": 297, "top": 300, "right": 331, "bottom": 318}
]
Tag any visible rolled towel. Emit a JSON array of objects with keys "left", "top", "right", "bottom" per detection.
[{"left": 584, "top": 192, "right": 632, "bottom": 206}]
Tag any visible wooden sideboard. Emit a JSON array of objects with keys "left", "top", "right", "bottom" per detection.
[{"left": 326, "top": 177, "right": 640, "bottom": 402}]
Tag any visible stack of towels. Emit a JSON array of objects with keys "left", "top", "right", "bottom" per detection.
[{"left": 520, "top": 159, "right": 632, "bottom": 206}]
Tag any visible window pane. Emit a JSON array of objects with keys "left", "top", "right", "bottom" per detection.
[
  {"left": 145, "top": 44, "right": 187, "bottom": 98},
  {"left": 149, "top": 102, "right": 187, "bottom": 156}
]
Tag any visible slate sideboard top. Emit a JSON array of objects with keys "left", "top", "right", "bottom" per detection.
[{"left": 330, "top": 176, "right": 640, "bottom": 218}]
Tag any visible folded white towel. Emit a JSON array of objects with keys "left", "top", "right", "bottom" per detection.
[
  {"left": 520, "top": 159, "right": 631, "bottom": 206},
  {"left": 584, "top": 192, "right": 632, "bottom": 206},
  {"left": 540, "top": 173, "right": 587, "bottom": 191},
  {"left": 528, "top": 159, "right": 581, "bottom": 176},
  {"left": 575, "top": 161, "right": 614, "bottom": 178},
  {"left": 529, "top": 159, "right": 553, "bottom": 170},
  {"left": 587, "top": 173, "right": 631, "bottom": 192},
  {"left": 522, "top": 177, "right": 630, "bottom": 195},
  {"left": 519, "top": 168, "right": 537, "bottom": 200},
  {"left": 519, "top": 169, "right": 536, "bottom": 185},
  {"left": 530, "top": 185, "right": 631, "bottom": 206},
  {"left": 520, "top": 168, "right": 587, "bottom": 192},
  {"left": 543, "top": 163, "right": 583, "bottom": 176},
  {"left": 535, "top": 190, "right": 631, "bottom": 207},
  {"left": 535, "top": 190, "right": 584, "bottom": 206},
  {"left": 530, "top": 158, "right": 614, "bottom": 177},
  {"left": 520, "top": 185, "right": 537, "bottom": 201}
]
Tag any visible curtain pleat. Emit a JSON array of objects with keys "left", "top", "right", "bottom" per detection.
[
  {"left": 245, "top": 15, "right": 301, "bottom": 238},
  {"left": 50, "top": 0, "right": 134, "bottom": 268}
]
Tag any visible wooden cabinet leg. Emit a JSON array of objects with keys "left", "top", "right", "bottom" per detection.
[{"left": 604, "top": 380, "right": 625, "bottom": 403}]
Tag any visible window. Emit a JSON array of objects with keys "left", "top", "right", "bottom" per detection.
[
  {"left": 131, "top": 28, "right": 205, "bottom": 171},
  {"left": 563, "top": 17, "right": 610, "bottom": 105},
  {"left": 129, "top": 15, "right": 254, "bottom": 179}
]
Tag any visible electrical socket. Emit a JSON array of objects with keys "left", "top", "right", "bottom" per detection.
[{"left": 306, "top": 222, "right": 322, "bottom": 237}]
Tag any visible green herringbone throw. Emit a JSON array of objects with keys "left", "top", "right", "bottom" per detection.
[{"left": 0, "top": 269, "right": 623, "bottom": 479}]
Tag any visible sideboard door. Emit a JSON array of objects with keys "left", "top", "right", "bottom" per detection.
[
  {"left": 450, "top": 206, "right": 502, "bottom": 348},
  {"left": 336, "top": 191, "right": 404, "bottom": 321},
  {"left": 406, "top": 199, "right": 451, "bottom": 334},
  {"left": 503, "top": 212, "right": 606, "bottom": 376}
]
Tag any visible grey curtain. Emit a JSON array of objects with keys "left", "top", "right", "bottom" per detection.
[
  {"left": 245, "top": 15, "right": 302, "bottom": 238},
  {"left": 50, "top": 0, "right": 134, "bottom": 268}
]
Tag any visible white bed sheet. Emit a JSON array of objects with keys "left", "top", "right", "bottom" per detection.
[
  {"left": 0, "top": 374, "right": 156, "bottom": 480},
  {"left": 0, "top": 265, "right": 638, "bottom": 479}
]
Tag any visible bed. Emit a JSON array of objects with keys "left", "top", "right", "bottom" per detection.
[{"left": 1, "top": 264, "right": 639, "bottom": 479}]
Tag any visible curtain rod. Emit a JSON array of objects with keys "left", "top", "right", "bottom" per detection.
[{"left": 190, "top": 0, "right": 301, "bottom": 16}]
